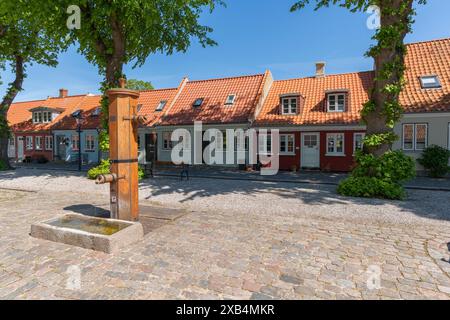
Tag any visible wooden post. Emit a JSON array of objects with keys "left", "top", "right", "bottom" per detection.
[{"left": 106, "top": 80, "right": 140, "bottom": 221}]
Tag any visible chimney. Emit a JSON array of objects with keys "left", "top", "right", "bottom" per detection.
[
  {"left": 315, "top": 62, "right": 326, "bottom": 78},
  {"left": 59, "top": 88, "right": 68, "bottom": 98}
]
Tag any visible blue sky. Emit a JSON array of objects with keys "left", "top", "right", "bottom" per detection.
[{"left": 2, "top": 0, "right": 450, "bottom": 102}]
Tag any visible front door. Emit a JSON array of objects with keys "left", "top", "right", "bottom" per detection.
[
  {"left": 17, "top": 136, "right": 24, "bottom": 161},
  {"left": 145, "top": 133, "right": 157, "bottom": 163},
  {"left": 56, "top": 136, "right": 67, "bottom": 161},
  {"left": 301, "top": 133, "right": 320, "bottom": 169}
]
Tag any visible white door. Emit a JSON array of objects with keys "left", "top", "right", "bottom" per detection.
[
  {"left": 17, "top": 136, "right": 24, "bottom": 161},
  {"left": 301, "top": 133, "right": 320, "bottom": 168},
  {"left": 7, "top": 136, "right": 15, "bottom": 158}
]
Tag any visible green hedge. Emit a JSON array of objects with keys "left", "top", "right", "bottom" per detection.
[
  {"left": 337, "top": 151, "right": 415, "bottom": 200},
  {"left": 418, "top": 145, "right": 450, "bottom": 178},
  {"left": 337, "top": 176, "right": 406, "bottom": 200},
  {"left": 0, "top": 159, "right": 9, "bottom": 171},
  {"left": 87, "top": 160, "right": 146, "bottom": 180}
]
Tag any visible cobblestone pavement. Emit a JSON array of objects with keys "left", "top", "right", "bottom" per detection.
[{"left": 0, "top": 169, "right": 450, "bottom": 300}]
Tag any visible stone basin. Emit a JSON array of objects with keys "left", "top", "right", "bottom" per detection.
[{"left": 31, "top": 214, "right": 144, "bottom": 254}]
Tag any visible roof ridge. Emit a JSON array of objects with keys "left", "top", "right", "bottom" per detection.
[
  {"left": 274, "top": 70, "right": 374, "bottom": 83},
  {"left": 406, "top": 37, "right": 450, "bottom": 46},
  {"left": 139, "top": 88, "right": 178, "bottom": 93},
  {"left": 188, "top": 73, "right": 265, "bottom": 83}
]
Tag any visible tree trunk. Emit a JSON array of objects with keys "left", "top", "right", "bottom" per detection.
[
  {"left": 364, "top": 0, "right": 413, "bottom": 157},
  {"left": 0, "top": 54, "right": 24, "bottom": 169}
]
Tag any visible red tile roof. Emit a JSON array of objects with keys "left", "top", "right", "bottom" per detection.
[
  {"left": 50, "top": 95, "right": 102, "bottom": 130},
  {"left": 254, "top": 71, "right": 374, "bottom": 126},
  {"left": 138, "top": 88, "right": 179, "bottom": 127},
  {"left": 255, "top": 38, "right": 450, "bottom": 126},
  {"left": 160, "top": 74, "right": 266, "bottom": 126},
  {"left": 8, "top": 95, "right": 93, "bottom": 132},
  {"left": 400, "top": 38, "right": 450, "bottom": 113}
]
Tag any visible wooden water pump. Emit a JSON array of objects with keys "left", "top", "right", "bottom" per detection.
[{"left": 95, "top": 79, "right": 146, "bottom": 221}]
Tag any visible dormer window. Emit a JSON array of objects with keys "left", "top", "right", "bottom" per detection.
[
  {"left": 281, "top": 97, "right": 298, "bottom": 115},
  {"left": 32, "top": 111, "right": 52, "bottom": 124},
  {"left": 225, "top": 94, "right": 236, "bottom": 105},
  {"left": 156, "top": 100, "right": 167, "bottom": 111},
  {"left": 327, "top": 93, "right": 346, "bottom": 112},
  {"left": 137, "top": 104, "right": 143, "bottom": 113},
  {"left": 193, "top": 98, "right": 204, "bottom": 108},
  {"left": 420, "top": 75, "right": 441, "bottom": 89}
]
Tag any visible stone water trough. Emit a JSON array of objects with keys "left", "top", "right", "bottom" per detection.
[{"left": 31, "top": 214, "right": 144, "bottom": 254}]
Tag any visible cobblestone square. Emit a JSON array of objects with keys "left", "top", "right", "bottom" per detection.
[{"left": 0, "top": 169, "right": 449, "bottom": 300}]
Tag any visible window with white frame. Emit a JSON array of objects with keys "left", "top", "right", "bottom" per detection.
[
  {"left": 26, "top": 136, "right": 33, "bottom": 150},
  {"left": 419, "top": 75, "right": 441, "bottom": 89},
  {"left": 9, "top": 138, "right": 15, "bottom": 146},
  {"left": 32, "top": 111, "right": 52, "bottom": 124},
  {"left": 327, "top": 93, "right": 346, "bottom": 112},
  {"left": 225, "top": 94, "right": 236, "bottom": 105},
  {"left": 280, "top": 134, "right": 295, "bottom": 154},
  {"left": 156, "top": 100, "right": 167, "bottom": 111},
  {"left": 85, "top": 135, "right": 95, "bottom": 151},
  {"left": 71, "top": 134, "right": 80, "bottom": 151},
  {"left": 281, "top": 97, "right": 298, "bottom": 115},
  {"left": 353, "top": 133, "right": 365, "bottom": 153},
  {"left": 402, "top": 124, "right": 428, "bottom": 151},
  {"left": 162, "top": 132, "right": 173, "bottom": 150},
  {"left": 326, "top": 133, "right": 345, "bottom": 155},
  {"left": 35, "top": 136, "right": 43, "bottom": 150},
  {"left": 258, "top": 133, "right": 272, "bottom": 155},
  {"left": 45, "top": 136, "right": 53, "bottom": 150}
]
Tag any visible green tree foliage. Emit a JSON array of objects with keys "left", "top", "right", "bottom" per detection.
[
  {"left": 0, "top": 0, "right": 66, "bottom": 169},
  {"left": 126, "top": 79, "right": 154, "bottom": 91},
  {"left": 41, "top": 0, "right": 224, "bottom": 148},
  {"left": 291, "top": 0, "right": 426, "bottom": 198},
  {"left": 291, "top": 0, "right": 426, "bottom": 156}
]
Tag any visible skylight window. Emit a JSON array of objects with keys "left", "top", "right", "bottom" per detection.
[
  {"left": 225, "top": 94, "right": 236, "bottom": 105},
  {"left": 193, "top": 98, "right": 204, "bottom": 108},
  {"left": 92, "top": 107, "right": 101, "bottom": 116},
  {"left": 137, "top": 104, "right": 143, "bottom": 112},
  {"left": 156, "top": 100, "right": 167, "bottom": 111},
  {"left": 420, "top": 75, "right": 441, "bottom": 89}
]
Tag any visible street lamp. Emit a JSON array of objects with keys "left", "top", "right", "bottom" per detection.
[{"left": 71, "top": 110, "right": 83, "bottom": 171}]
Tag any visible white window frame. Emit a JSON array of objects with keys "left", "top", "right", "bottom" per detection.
[
  {"left": 326, "top": 133, "right": 345, "bottom": 156},
  {"left": 280, "top": 134, "right": 295, "bottom": 155},
  {"left": 26, "top": 136, "right": 33, "bottom": 150},
  {"left": 258, "top": 133, "right": 272, "bottom": 155},
  {"left": 327, "top": 93, "right": 346, "bottom": 112},
  {"left": 33, "top": 112, "right": 39, "bottom": 124},
  {"left": 35, "top": 136, "right": 43, "bottom": 150},
  {"left": 45, "top": 136, "right": 53, "bottom": 151},
  {"left": 225, "top": 94, "right": 236, "bottom": 105},
  {"left": 156, "top": 100, "right": 167, "bottom": 111},
  {"left": 71, "top": 134, "right": 80, "bottom": 151},
  {"left": 353, "top": 133, "right": 365, "bottom": 154},
  {"left": 402, "top": 123, "right": 428, "bottom": 151},
  {"left": 162, "top": 132, "right": 173, "bottom": 150},
  {"left": 420, "top": 75, "right": 441, "bottom": 89},
  {"left": 85, "top": 135, "right": 95, "bottom": 151},
  {"left": 281, "top": 97, "right": 298, "bottom": 115}
]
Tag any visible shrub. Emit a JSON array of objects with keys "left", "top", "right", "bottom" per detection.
[
  {"left": 352, "top": 150, "right": 416, "bottom": 183},
  {"left": 417, "top": 145, "right": 450, "bottom": 178},
  {"left": 36, "top": 156, "right": 49, "bottom": 164},
  {"left": 87, "top": 160, "right": 147, "bottom": 180},
  {"left": 337, "top": 176, "right": 406, "bottom": 200},
  {"left": 87, "top": 160, "right": 111, "bottom": 180},
  {"left": 338, "top": 151, "right": 415, "bottom": 200},
  {"left": 0, "top": 159, "right": 9, "bottom": 171}
]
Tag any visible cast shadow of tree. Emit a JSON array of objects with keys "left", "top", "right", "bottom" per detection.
[{"left": 139, "top": 176, "right": 450, "bottom": 223}]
